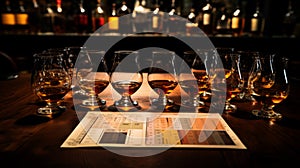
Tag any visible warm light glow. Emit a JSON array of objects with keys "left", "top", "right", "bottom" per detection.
[
  {"left": 121, "top": 5, "right": 128, "bottom": 12},
  {"left": 97, "top": 6, "right": 103, "bottom": 14},
  {"left": 153, "top": 8, "right": 159, "bottom": 14},
  {"left": 57, "top": 7, "right": 62, "bottom": 13},
  {"left": 202, "top": 4, "right": 211, "bottom": 11},
  {"left": 221, "top": 14, "right": 226, "bottom": 21},
  {"left": 169, "top": 9, "right": 175, "bottom": 16},
  {"left": 80, "top": 7, "right": 85, "bottom": 13},
  {"left": 188, "top": 13, "right": 195, "bottom": 20},
  {"left": 233, "top": 9, "right": 240, "bottom": 17}
]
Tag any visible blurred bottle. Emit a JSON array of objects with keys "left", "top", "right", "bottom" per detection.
[
  {"left": 1, "top": 0, "right": 16, "bottom": 33},
  {"left": 53, "top": 0, "right": 66, "bottom": 33},
  {"left": 117, "top": 0, "right": 132, "bottom": 34},
  {"left": 132, "top": 0, "right": 150, "bottom": 33},
  {"left": 15, "top": 0, "right": 29, "bottom": 34},
  {"left": 282, "top": 0, "right": 296, "bottom": 37},
  {"left": 215, "top": 6, "right": 231, "bottom": 36},
  {"left": 168, "top": 0, "right": 184, "bottom": 34},
  {"left": 186, "top": 8, "right": 198, "bottom": 35},
  {"left": 117, "top": 0, "right": 131, "bottom": 16},
  {"left": 108, "top": 3, "right": 118, "bottom": 31},
  {"left": 40, "top": 0, "right": 54, "bottom": 33},
  {"left": 28, "top": 0, "right": 41, "bottom": 34},
  {"left": 250, "top": 1, "right": 265, "bottom": 37},
  {"left": 74, "top": 0, "right": 89, "bottom": 34},
  {"left": 200, "top": 0, "right": 213, "bottom": 35},
  {"left": 231, "top": 0, "right": 246, "bottom": 37},
  {"left": 151, "top": 2, "right": 163, "bottom": 32},
  {"left": 92, "top": 0, "right": 106, "bottom": 32}
]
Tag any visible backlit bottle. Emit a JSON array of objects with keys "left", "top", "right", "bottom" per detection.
[
  {"left": 231, "top": 0, "right": 245, "bottom": 37},
  {"left": 250, "top": 1, "right": 265, "bottom": 37},
  {"left": 28, "top": 0, "right": 41, "bottom": 34},
  {"left": 151, "top": 2, "right": 162, "bottom": 32},
  {"left": 215, "top": 6, "right": 231, "bottom": 36},
  {"left": 15, "top": 0, "right": 29, "bottom": 34},
  {"left": 282, "top": 0, "right": 296, "bottom": 37},
  {"left": 92, "top": 0, "right": 106, "bottom": 32},
  {"left": 108, "top": 3, "right": 119, "bottom": 31},
  {"left": 1, "top": 0, "right": 16, "bottom": 33},
  {"left": 54, "top": 0, "right": 66, "bottom": 33},
  {"left": 201, "top": 0, "right": 213, "bottom": 35},
  {"left": 74, "top": 0, "right": 89, "bottom": 34},
  {"left": 117, "top": 0, "right": 132, "bottom": 34}
]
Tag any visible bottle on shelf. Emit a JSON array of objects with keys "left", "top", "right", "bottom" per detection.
[
  {"left": 282, "top": 0, "right": 296, "bottom": 37},
  {"left": 117, "top": 0, "right": 132, "bottom": 16},
  {"left": 28, "top": 0, "right": 41, "bottom": 34},
  {"left": 200, "top": 0, "right": 213, "bottom": 35},
  {"left": 167, "top": 0, "right": 185, "bottom": 34},
  {"left": 132, "top": 0, "right": 150, "bottom": 33},
  {"left": 1, "top": 0, "right": 16, "bottom": 33},
  {"left": 92, "top": 0, "right": 106, "bottom": 32},
  {"left": 117, "top": 0, "right": 133, "bottom": 34},
  {"left": 107, "top": 3, "right": 119, "bottom": 31},
  {"left": 74, "top": 0, "right": 89, "bottom": 34},
  {"left": 215, "top": 5, "right": 231, "bottom": 36},
  {"left": 151, "top": 1, "right": 163, "bottom": 32},
  {"left": 15, "top": 0, "right": 29, "bottom": 34},
  {"left": 40, "top": 0, "right": 54, "bottom": 33},
  {"left": 250, "top": 1, "right": 265, "bottom": 37},
  {"left": 53, "top": 0, "right": 66, "bottom": 33},
  {"left": 231, "top": 0, "right": 246, "bottom": 37},
  {"left": 185, "top": 8, "right": 198, "bottom": 35}
]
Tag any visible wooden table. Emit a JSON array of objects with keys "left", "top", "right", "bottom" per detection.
[{"left": 0, "top": 72, "right": 300, "bottom": 168}]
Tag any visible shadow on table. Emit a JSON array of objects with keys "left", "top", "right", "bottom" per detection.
[
  {"left": 15, "top": 114, "right": 51, "bottom": 125},
  {"left": 275, "top": 117, "right": 300, "bottom": 130}
]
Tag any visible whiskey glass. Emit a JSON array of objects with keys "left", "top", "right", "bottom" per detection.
[
  {"left": 190, "top": 49, "right": 217, "bottom": 111},
  {"left": 76, "top": 50, "right": 110, "bottom": 110},
  {"left": 64, "top": 46, "right": 88, "bottom": 96},
  {"left": 148, "top": 50, "right": 179, "bottom": 112},
  {"left": 251, "top": 55, "right": 290, "bottom": 120},
  {"left": 31, "top": 51, "right": 71, "bottom": 116},
  {"left": 109, "top": 50, "right": 143, "bottom": 112},
  {"left": 178, "top": 51, "right": 199, "bottom": 109},
  {"left": 216, "top": 47, "right": 240, "bottom": 113},
  {"left": 235, "top": 50, "right": 261, "bottom": 102}
]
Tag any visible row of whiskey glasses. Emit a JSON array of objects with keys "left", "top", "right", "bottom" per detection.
[
  {"left": 75, "top": 49, "right": 179, "bottom": 112},
  {"left": 249, "top": 54, "right": 290, "bottom": 120},
  {"left": 32, "top": 47, "right": 289, "bottom": 120},
  {"left": 178, "top": 48, "right": 238, "bottom": 113},
  {"left": 109, "top": 50, "right": 179, "bottom": 112},
  {"left": 178, "top": 48, "right": 290, "bottom": 120}
]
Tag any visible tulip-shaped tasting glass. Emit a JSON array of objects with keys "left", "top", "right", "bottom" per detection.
[
  {"left": 190, "top": 49, "right": 219, "bottom": 112},
  {"left": 147, "top": 51, "right": 179, "bottom": 112},
  {"left": 250, "top": 55, "right": 290, "bottom": 120},
  {"left": 76, "top": 49, "right": 110, "bottom": 110},
  {"left": 109, "top": 50, "right": 143, "bottom": 112},
  {"left": 235, "top": 50, "right": 261, "bottom": 102},
  {"left": 178, "top": 51, "right": 200, "bottom": 109},
  {"left": 216, "top": 47, "right": 242, "bottom": 113},
  {"left": 31, "top": 51, "right": 71, "bottom": 116}
]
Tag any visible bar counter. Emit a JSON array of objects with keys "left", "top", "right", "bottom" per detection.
[{"left": 0, "top": 72, "right": 300, "bottom": 168}]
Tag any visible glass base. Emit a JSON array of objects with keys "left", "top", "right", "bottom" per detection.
[
  {"left": 224, "top": 103, "right": 237, "bottom": 114},
  {"left": 252, "top": 109, "right": 282, "bottom": 120},
  {"left": 150, "top": 98, "right": 181, "bottom": 112},
  {"left": 108, "top": 96, "right": 141, "bottom": 112},
  {"left": 37, "top": 105, "right": 66, "bottom": 117},
  {"left": 80, "top": 97, "right": 106, "bottom": 110}
]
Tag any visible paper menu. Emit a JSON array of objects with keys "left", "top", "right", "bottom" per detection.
[{"left": 61, "top": 112, "right": 246, "bottom": 149}]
